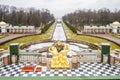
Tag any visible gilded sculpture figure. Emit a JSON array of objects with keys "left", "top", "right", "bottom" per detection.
[{"left": 49, "top": 40, "right": 70, "bottom": 68}]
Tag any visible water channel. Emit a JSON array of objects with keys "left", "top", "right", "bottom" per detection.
[
  {"left": 52, "top": 23, "right": 66, "bottom": 41},
  {"left": 26, "top": 22, "right": 89, "bottom": 55}
]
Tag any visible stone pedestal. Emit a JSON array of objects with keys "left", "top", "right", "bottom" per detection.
[
  {"left": 102, "top": 55, "right": 108, "bottom": 64},
  {"left": 41, "top": 63, "right": 47, "bottom": 66},
  {"left": 110, "top": 56, "right": 115, "bottom": 65},
  {"left": 3, "top": 55, "right": 9, "bottom": 65},
  {"left": 41, "top": 54, "right": 47, "bottom": 66},
  {"left": 77, "top": 62, "right": 80, "bottom": 67},
  {"left": 72, "top": 63, "right": 78, "bottom": 68},
  {"left": 72, "top": 62, "right": 80, "bottom": 68},
  {"left": 11, "top": 55, "right": 16, "bottom": 64}
]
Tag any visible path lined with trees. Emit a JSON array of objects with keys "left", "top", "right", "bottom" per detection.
[
  {"left": 0, "top": 23, "right": 55, "bottom": 49},
  {"left": 62, "top": 8, "right": 120, "bottom": 49},
  {"left": 0, "top": 5, "right": 55, "bottom": 49},
  {"left": 63, "top": 22, "right": 120, "bottom": 50}
]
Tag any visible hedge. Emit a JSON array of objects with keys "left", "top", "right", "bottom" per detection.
[
  {"left": 64, "top": 22, "right": 77, "bottom": 33},
  {"left": 41, "top": 21, "right": 55, "bottom": 33}
]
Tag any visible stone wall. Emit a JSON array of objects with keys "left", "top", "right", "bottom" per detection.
[
  {"left": 20, "top": 39, "right": 52, "bottom": 49},
  {"left": 67, "top": 39, "right": 100, "bottom": 50}
]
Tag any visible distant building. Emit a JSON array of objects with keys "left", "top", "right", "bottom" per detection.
[
  {"left": 57, "top": 19, "right": 62, "bottom": 23},
  {"left": 0, "top": 21, "right": 35, "bottom": 34},
  {"left": 83, "top": 21, "right": 120, "bottom": 34},
  {"left": 110, "top": 21, "right": 120, "bottom": 34},
  {"left": 0, "top": 21, "right": 9, "bottom": 33},
  {"left": 84, "top": 25, "right": 112, "bottom": 34}
]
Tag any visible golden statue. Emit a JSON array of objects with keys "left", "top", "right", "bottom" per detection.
[
  {"left": 57, "top": 39, "right": 61, "bottom": 45},
  {"left": 49, "top": 41, "right": 70, "bottom": 68}
]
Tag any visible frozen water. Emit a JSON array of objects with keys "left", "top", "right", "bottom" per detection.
[
  {"left": 26, "top": 42, "right": 54, "bottom": 51},
  {"left": 26, "top": 23, "right": 89, "bottom": 52},
  {"left": 52, "top": 23, "right": 66, "bottom": 41}
]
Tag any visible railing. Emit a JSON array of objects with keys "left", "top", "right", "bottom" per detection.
[
  {"left": 19, "top": 53, "right": 41, "bottom": 63},
  {"left": 77, "top": 51, "right": 101, "bottom": 62},
  {"left": 1, "top": 50, "right": 119, "bottom": 67},
  {"left": 19, "top": 52, "right": 100, "bottom": 64},
  {"left": 0, "top": 56, "right": 3, "bottom": 66}
]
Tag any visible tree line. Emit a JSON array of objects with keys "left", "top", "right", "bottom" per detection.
[
  {"left": 62, "top": 8, "right": 120, "bottom": 30},
  {"left": 0, "top": 5, "right": 55, "bottom": 27}
]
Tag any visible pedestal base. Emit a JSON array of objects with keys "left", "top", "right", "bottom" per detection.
[
  {"left": 72, "top": 62, "right": 80, "bottom": 68},
  {"left": 41, "top": 63, "right": 47, "bottom": 66}
]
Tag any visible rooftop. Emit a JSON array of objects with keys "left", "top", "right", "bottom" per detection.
[
  {"left": 0, "top": 21, "right": 7, "bottom": 25},
  {"left": 112, "top": 21, "right": 120, "bottom": 25}
]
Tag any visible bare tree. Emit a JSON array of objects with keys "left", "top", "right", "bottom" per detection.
[
  {"left": 0, "top": 5, "right": 55, "bottom": 27},
  {"left": 62, "top": 8, "right": 120, "bottom": 31}
]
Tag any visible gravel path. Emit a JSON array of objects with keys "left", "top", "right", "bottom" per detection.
[
  {"left": 0, "top": 34, "right": 33, "bottom": 45},
  {"left": 89, "top": 34, "right": 120, "bottom": 46}
]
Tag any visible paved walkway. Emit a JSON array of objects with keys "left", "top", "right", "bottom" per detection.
[
  {"left": 88, "top": 34, "right": 120, "bottom": 46},
  {"left": 0, "top": 34, "right": 33, "bottom": 45}
]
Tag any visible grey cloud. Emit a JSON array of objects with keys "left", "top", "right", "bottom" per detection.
[{"left": 0, "top": 0, "right": 120, "bottom": 18}]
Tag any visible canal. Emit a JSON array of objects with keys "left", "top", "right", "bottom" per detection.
[
  {"left": 26, "top": 22, "right": 89, "bottom": 52},
  {"left": 52, "top": 23, "right": 66, "bottom": 41}
]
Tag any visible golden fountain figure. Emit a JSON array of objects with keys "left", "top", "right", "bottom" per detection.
[{"left": 49, "top": 40, "right": 70, "bottom": 68}]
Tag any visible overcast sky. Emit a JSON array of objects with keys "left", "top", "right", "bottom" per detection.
[{"left": 0, "top": 0, "right": 120, "bottom": 18}]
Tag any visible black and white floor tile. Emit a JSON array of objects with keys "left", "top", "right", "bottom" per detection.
[{"left": 0, "top": 62, "right": 120, "bottom": 77}]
